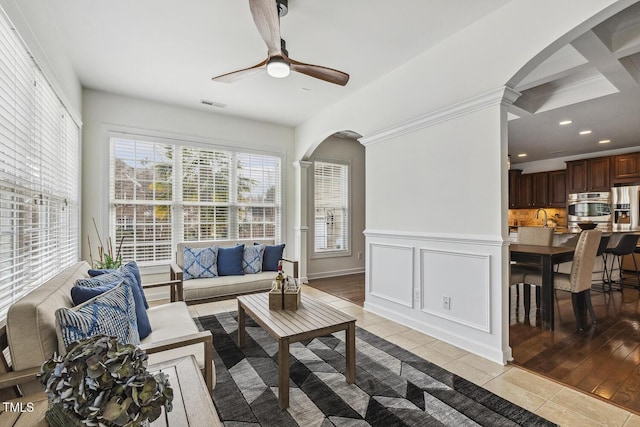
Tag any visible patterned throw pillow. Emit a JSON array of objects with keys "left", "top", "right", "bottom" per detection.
[
  {"left": 55, "top": 281, "right": 140, "bottom": 354},
  {"left": 88, "top": 261, "right": 149, "bottom": 309},
  {"left": 183, "top": 246, "right": 219, "bottom": 280},
  {"left": 74, "top": 270, "right": 152, "bottom": 340},
  {"left": 243, "top": 244, "right": 265, "bottom": 274}
]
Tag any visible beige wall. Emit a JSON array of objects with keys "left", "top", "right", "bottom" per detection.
[{"left": 306, "top": 136, "right": 366, "bottom": 278}]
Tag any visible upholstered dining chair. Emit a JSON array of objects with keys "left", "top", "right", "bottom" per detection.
[
  {"left": 524, "top": 229, "right": 602, "bottom": 331},
  {"left": 509, "top": 226, "right": 555, "bottom": 317}
]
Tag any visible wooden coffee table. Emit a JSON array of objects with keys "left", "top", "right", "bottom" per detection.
[{"left": 237, "top": 292, "right": 357, "bottom": 409}]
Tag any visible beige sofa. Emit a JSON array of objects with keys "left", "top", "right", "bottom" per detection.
[
  {"left": 171, "top": 239, "right": 297, "bottom": 304},
  {"left": 0, "top": 260, "right": 214, "bottom": 399}
]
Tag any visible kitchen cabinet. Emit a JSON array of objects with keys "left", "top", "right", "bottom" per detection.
[
  {"left": 508, "top": 169, "right": 521, "bottom": 208},
  {"left": 508, "top": 169, "right": 566, "bottom": 209},
  {"left": 567, "top": 157, "right": 610, "bottom": 193},
  {"left": 531, "top": 172, "right": 548, "bottom": 207},
  {"left": 517, "top": 173, "right": 532, "bottom": 208},
  {"left": 548, "top": 170, "right": 567, "bottom": 207},
  {"left": 613, "top": 153, "right": 640, "bottom": 182}
]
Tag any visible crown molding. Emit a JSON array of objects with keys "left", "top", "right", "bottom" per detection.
[
  {"left": 292, "top": 160, "right": 312, "bottom": 169},
  {"left": 359, "top": 86, "right": 521, "bottom": 147}
]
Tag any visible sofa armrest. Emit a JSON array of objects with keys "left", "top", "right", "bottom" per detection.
[
  {"left": 0, "top": 366, "right": 40, "bottom": 392},
  {"left": 169, "top": 263, "right": 184, "bottom": 302},
  {"left": 141, "top": 279, "right": 184, "bottom": 303},
  {"left": 140, "top": 330, "right": 213, "bottom": 393}
]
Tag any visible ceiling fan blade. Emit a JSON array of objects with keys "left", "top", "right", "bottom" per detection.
[
  {"left": 212, "top": 58, "right": 268, "bottom": 83},
  {"left": 249, "top": 0, "right": 282, "bottom": 56},
  {"left": 289, "top": 58, "right": 350, "bottom": 86}
]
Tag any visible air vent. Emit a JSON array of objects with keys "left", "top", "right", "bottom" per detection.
[
  {"left": 549, "top": 149, "right": 566, "bottom": 154},
  {"left": 200, "top": 99, "right": 226, "bottom": 108}
]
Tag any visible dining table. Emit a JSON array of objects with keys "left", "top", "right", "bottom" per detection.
[{"left": 510, "top": 243, "right": 575, "bottom": 330}]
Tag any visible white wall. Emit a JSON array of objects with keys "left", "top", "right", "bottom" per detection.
[
  {"left": 81, "top": 89, "right": 296, "bottom": 280},
  {"left": 292, "top": 0, "right": 633, "bottom": 364},
  {"left": 307, "top": 136, "right": 365, "bottom": 279}
]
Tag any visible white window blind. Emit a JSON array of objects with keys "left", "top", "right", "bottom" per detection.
[
  {"left": 314, "top": 161, "right": 349, "bottom": 254},
  {"left": 0, "top": 9, "right": 80, "bottom": 320},
  {"left": 110, "top": 137, "right": 282, "bottom": 264}
]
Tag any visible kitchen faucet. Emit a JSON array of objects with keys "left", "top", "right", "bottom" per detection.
[{"left": 535, "top": 208, "right": 548, "bottom": 227}]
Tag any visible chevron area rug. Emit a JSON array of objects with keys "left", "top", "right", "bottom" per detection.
[{"left": 196, "top": 312, "right": 556, "bottom": 427}]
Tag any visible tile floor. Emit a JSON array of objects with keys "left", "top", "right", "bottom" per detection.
[{"left": 176, "top": 286, "right": 640, "bottom": 427}]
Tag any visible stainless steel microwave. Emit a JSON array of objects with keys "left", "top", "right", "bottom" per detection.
[{"left": 567, "top": 192, "right": 611, "bottom": 223}]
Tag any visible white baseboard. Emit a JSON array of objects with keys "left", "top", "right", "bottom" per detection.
[{"left": 307, "top": 267, "right": 365, "bottom": 280}]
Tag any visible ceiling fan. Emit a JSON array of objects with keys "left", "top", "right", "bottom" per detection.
[{"left": 212, "top": 0, "right": 349, "bottom": 86}]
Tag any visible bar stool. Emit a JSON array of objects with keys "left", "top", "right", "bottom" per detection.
[
  {"left": 590, "top": 234, "right": 611, "bottom": 292},
  {"left": 603, "top": 233, "right": 640, "bottom": 292}
]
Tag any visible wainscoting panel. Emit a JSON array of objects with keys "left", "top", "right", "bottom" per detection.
[
  {"left": 369, "top": 243, "right": 414, "bottom": 308},
  {"left": 420, "top": 248, "right": 491, "bottom": 332}
]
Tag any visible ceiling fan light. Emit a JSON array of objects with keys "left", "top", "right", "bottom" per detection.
[{"left": 267, "top": 57, "right": 290, "bottom": 78}]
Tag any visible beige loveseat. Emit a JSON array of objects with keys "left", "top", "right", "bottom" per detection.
[
  {"left": 0, "top": 260, "right": 214, "bottom": 398},
  {"left": 170, "top": 239, "right": 297, "bottom": 304}
]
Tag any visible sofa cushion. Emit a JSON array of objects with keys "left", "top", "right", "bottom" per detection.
[
  {"left": 261, "top": 243, "right": 285, "bottom": 271},
  {"left": 74, "top": 270, "right": 152, "bottom": 339},
  {"left": 183, "top": 271, "right": 274, "bottom": 301},
  {"left": 243, "top": 244, "right": 265, "bottom": 274},
  {"left": 55, "top": 281, "right": 140, "bottom": 354},
  {"left": 183, "top": 246, "right": 219, "bottom": 280},
  {"left": 88, "top": 261, "right": 149, "bottom": 309},
  {"left": 142, "top": 301, "right": 216, "bottom": 387},
  {"left": 218, "top": 244, "right": 245, "bottom": 276}
]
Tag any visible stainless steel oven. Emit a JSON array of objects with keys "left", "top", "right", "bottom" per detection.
[{"left": 567, "top": 191, "right": 612, "bottom": 232}]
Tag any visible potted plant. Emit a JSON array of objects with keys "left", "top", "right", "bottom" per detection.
[
  {"left": 38, "top": 335, "right": 173, "bottom": 427},
  {"left": 88, "top": 217, "right": 124, "bottom": 269}
]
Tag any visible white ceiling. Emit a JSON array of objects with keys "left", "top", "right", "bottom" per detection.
[
  {"left": 43, "top": 0, "right": 510, "bottom": 128},
  {"left": 508, "top": 2, "right": 640, "bottom": 165},
  {"left": 39, "top": 1, "right": 640, "bottom": 161}
]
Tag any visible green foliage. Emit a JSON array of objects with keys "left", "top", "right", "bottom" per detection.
[
  {"left": 88, "top": 217, "right": 124, "bottom": 269},
  {"left": 38, "top": 335, "right": 173, "bottom": 427}
]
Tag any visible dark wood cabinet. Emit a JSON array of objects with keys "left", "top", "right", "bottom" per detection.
[
  {"left": 508, "top": 169, "right": 521, "bottom": 208},
  {"left": 547, "top": 170, "right": 567, "bottom": 207},
  {"left": 567, "top": 157, "right": 610, "bottom": 193},
  {"left": 517, "top": 173, "right": 532, "bottom": 208},
  {"left": 613, "top": 153, "right": 640, "bottom": 182},
  {"left": 508, "top": 169, "right": 566, "bottom": 209},
  {"left": 531, "top": 172, "right": 548, "bottom": 207}
]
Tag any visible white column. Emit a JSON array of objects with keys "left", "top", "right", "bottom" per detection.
[{"left": 292, "top": 160, "right": 311, "bottom": 283}]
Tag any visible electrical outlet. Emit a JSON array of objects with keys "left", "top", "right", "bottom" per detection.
[
  {"left": 443, "top": 296, "right": 451, "bottom": 310},
  {"left": 414, "top": 289, "right": 420, "bottom": 302},
  {"left": 357, "top": 251, "right": 363, "bottom": 260}
]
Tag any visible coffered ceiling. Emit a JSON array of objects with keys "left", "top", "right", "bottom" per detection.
[{"left": 508, "top": 2, "right": 640, "bottom": 165}]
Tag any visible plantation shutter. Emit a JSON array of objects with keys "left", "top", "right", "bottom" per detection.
[
  {"left": 314, "top": 161, "right": 349, "bottom": 253},
  {"left": 0, "top": 9, "right": 80, "bottom": 320}
]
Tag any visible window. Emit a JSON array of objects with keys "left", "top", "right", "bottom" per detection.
[
  {"left": 0, "top": 10, "right": 80, "bottom": 320},
  {"left": 314, "top": 160, "right": 349, "bottom": 254},
  {"left": 110, "top": 137, "right": 281, "bottom": 264}
]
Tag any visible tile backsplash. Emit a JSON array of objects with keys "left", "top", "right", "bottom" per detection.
[{"left": 508, "top": 208, "right": 567, "bottom": 227}]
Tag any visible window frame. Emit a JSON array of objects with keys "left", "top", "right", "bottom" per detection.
[
  {"left": 311, "top": 158, "right": 351, "bottom": 259},
  {"left": 106, "top": 130, "right": 284, "bottom": 267}
]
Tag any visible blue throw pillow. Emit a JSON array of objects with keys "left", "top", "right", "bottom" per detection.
[
  {"left": 218, "top": 244, "right": 245, "bottom": 276},
  {"left": 75, "top": 270, "right": 152, "bottom": 339},
  {"left": 183, "top": 246, "right": 219, "bottom": 280},
  {"left": 243, "top": 244, "right": 265, "bottom": 274},
  {"left": 56, "top": 281, "right": 140, "bottom": 353},
  {"left": 88, "top": 261, "right": 149, "bottom": 309},
  {"left": 260, "top": 243, "right": 285, "bottom": 271}
]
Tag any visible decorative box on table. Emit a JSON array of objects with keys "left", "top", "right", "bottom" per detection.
[{"left": 269, "top": 276, "right": 300, "bottom": 310}]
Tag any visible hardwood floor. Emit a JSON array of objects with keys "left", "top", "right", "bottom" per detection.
[
  {"left": 510, "top": 282, "right": 640, "bottom": 415},
  {"left": 307, "top": 273, "right": 365, "bottom": 306},
  {"left": 313, "top": 272, "right": 640, "bottom": 415}
]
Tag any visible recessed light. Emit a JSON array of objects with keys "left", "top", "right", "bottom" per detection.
[
  {"left": 599, "top": 139, "right": 611, "bottom": 144},
  {"left": 517, "top": 153, "right": 527, "bottom": 158},
  {"left": 559, "top": 120, "right": 572, "bottom": 125},
  {"left": 579, "top": 130, "right": 592, "bottom": 135}
]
